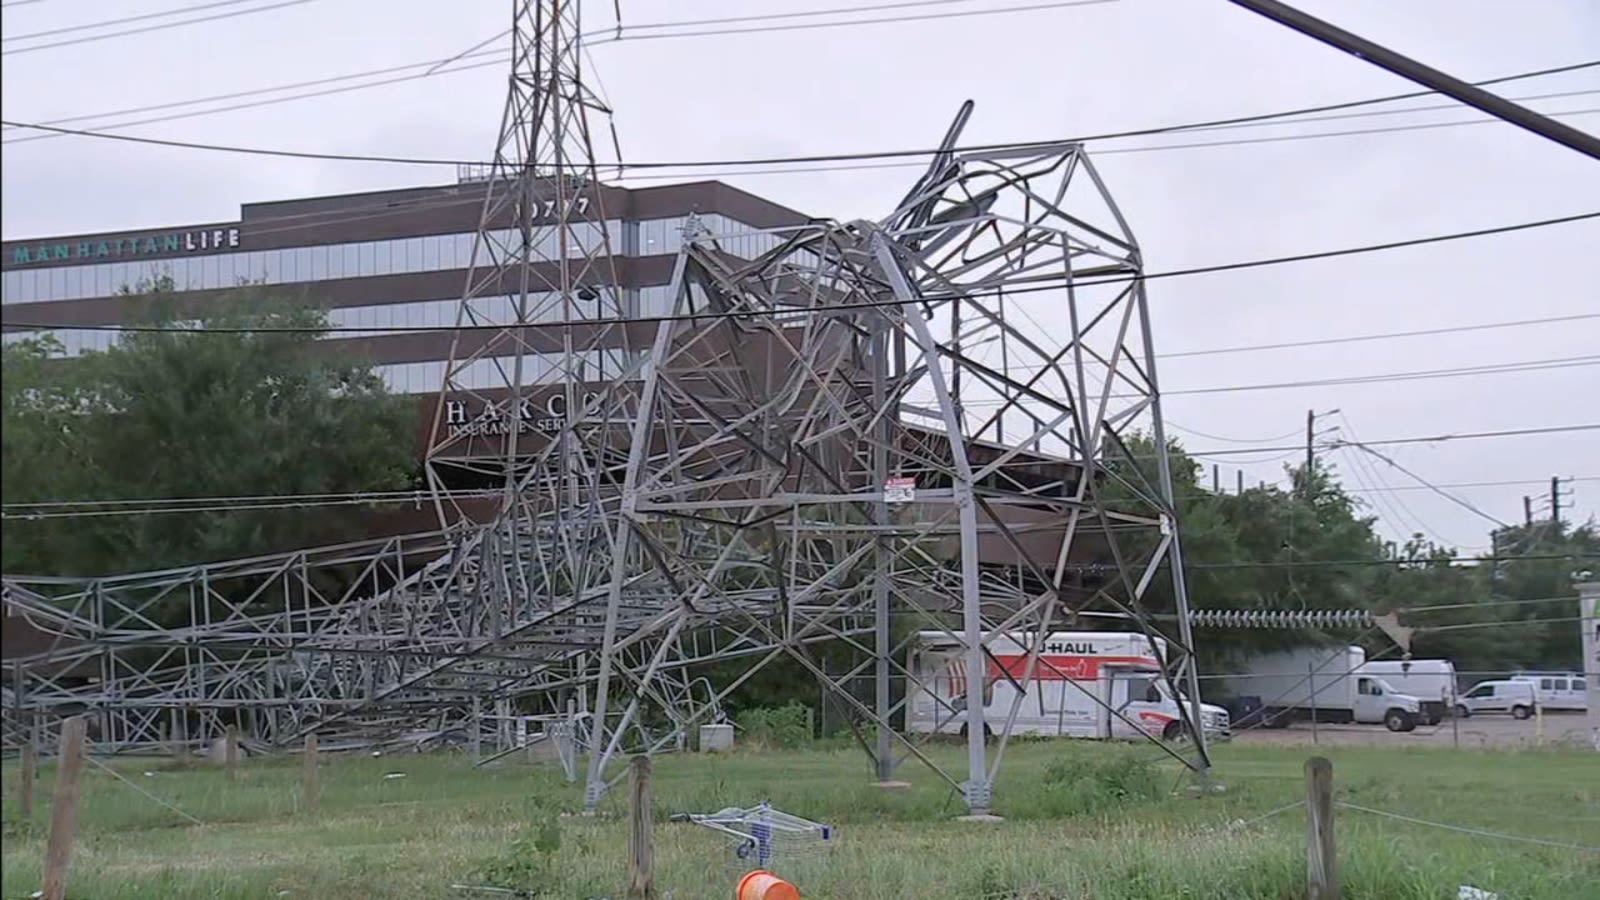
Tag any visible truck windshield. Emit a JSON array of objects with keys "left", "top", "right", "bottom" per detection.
[{"left": 1377, "top": 678, "right": 1402, "bottom": 695}]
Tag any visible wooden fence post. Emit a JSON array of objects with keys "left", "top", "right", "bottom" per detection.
[
  {"left": 225, "top": 724, "right": 239, "bottom": 781},
  {"left": 626, "top": 755, "right": 655, "bottom": 899},
  {"left": 19, "top": 741, "right": 37, "bottom": 820},
  {"left": 1305, "top": 756, "right": 1339, "bottom": 900},
  {"left": 41, "top": 716, "right": 87, "bottom": 900},
  {"left": 303, "top": 734, "right": 320, "bottom": 812}
]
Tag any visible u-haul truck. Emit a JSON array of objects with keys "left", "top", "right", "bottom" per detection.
[{"left": 906, "top": 630, "right": 1230, "bottom": 741}]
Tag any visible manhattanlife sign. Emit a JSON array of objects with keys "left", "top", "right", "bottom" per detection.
[{"left": 11, "top": 227, "right": 241, "bottom": 266}]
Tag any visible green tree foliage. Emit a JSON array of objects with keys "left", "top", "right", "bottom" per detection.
[{"left": 2, "top": 290, "right": 418, "bottom": 585}]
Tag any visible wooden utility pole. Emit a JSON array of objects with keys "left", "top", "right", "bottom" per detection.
[
  {"left": 626, "top": 755, "right": 655, "bottom": 899},
  {"left": 41, "top": 716, "right": 87, "bottom": 900},
  {"left": 303, "top": 735, "right": 320, "bottom": 812},
  {"left": 1551, "top": 476, "right": 1562, "bottom": 525},
  {"left": 1304, "top": 756, "right": 1339, "bottom": 900},
  {"left": 1304, "top": 409, "right": 1316, "bottom": 494},
  {"left": 225, "top": 724, "right": 240, "bottom": 781},
  {"left": 1524, "top": 495, "right": 1533, "bottom": 527},
  {"left": 19, "top": 741, "right": 37, "bottom": 819}
]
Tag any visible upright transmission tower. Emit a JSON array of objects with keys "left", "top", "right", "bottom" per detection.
[{"left": 424, "top": 0, "right": 626, "bottom": 526}]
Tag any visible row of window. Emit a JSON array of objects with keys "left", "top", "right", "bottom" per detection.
[
  {"left": 0, "top": 278, "right": 836, "bottom": 360},
  {"left": 2, "top": 214, "right": 799, "bottom": 306},
  {"left": 375, "top": 350, "right": 645, "bottom": 395}
]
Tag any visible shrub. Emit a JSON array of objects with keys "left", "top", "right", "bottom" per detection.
[
  {"left": 735, "top": 702, "right": 814, "bottom": 749},
  {"left": 1037, "top": 750, "right": 1162, "bottom": 816}
]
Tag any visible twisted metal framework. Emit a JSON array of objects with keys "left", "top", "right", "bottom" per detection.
[{"left": 2, "top": 0, "right": 1211, "bottom": 816}]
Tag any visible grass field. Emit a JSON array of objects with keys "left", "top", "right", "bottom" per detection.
[{"left": 2, "top": 740, "right": 1597, "bottom": 899}]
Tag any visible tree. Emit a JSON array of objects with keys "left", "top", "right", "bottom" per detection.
[{"left": 2, "top": 289, "right": 419, "bottom": 588}]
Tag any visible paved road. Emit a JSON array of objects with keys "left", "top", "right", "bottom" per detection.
[{"left": 1233, "top": 712, "right": 1596, "bottom": 749}]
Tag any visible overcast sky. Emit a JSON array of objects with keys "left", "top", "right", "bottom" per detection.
[{"left": 3, "top": 0, "right": 1597, "bottom": 553}]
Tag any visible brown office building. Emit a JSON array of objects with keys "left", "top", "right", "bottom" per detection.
[{"left": 1, "top": 175, "right": 811, "bottom": 462}]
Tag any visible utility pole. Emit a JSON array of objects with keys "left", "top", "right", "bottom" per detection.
[
  {"left": 1302, "top": 409, "right": 1339, "bottom": 497},
  {"left": 1305, "top": 409, "right": 1315, "bottom": 494},
  {"left": 1524, "top": 496, "right": 1533, "bottom": 527},
  {"left": 1551, "top": 476, "right": 1565, "bottom": 525}
]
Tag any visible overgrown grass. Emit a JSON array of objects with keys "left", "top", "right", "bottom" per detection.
[{"left": 2, "top": 742, "right": 1596, "bottom": 898}]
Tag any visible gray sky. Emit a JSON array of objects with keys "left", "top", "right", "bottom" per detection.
[{"left": 3, "top": 0, "right": 1598, "bottom": 552}]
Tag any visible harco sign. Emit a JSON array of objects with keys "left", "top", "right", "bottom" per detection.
[
  {"left": 442, "top": 393, "right": 604, "bottom": 439},
  {"left": 11, "top": 227, "right": 241, "bottom": 266}
]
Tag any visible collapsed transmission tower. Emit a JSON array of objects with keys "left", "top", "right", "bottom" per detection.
[{"left": 2, "top": 0, "right": 1211, "bottom": 817}]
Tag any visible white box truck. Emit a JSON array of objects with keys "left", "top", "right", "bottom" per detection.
[
  {"left": 905, "top": 630, "right": 1231, "bottom": 742},
  {"left": 1220, "top": 645, "right": 1423, "bottom": 732},
  {"left": 1359, "top": 659, "right": 1457, "bottom": 725}
]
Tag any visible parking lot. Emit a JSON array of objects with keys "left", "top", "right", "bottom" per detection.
[{"left": 1234, "top": 712, "right": 1596, "bottom": 749}]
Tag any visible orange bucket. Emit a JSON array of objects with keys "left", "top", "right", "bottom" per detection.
[{"left": 736, "top": 869, "right": 800, "bottom": 900}]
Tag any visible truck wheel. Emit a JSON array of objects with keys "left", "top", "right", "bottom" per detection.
[
  {"left": 1455, "top": 704, "right": 1470, "bottom": 719},
  {"left": 1511, "top": 705, "right": 1532, "bottom": 720},
  {"left": 1162, "top": 721, "right": 1190, "bottom": 743},
  {"left": 1384, "top": 709, "right": 1413, "bottom": 732}
]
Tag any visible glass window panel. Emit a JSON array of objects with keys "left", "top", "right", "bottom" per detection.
[
  {"left": 423, "top": 234, "right": 441, "bottom": 270},
  {"left": 359, "top": 242, "right": 376, "bottom": 277}
]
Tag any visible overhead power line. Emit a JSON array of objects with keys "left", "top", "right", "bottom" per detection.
[
  {"left": 0, "top": 48, "right": 509, "bottom": 141},
  {"left": 935, "top": 356, "right": 1599, "bottom": 409},
  {"left": 584, "top": 0, "right": 1118, "bottom": 45},
  {"left": 1158, "top": 312, "right": 1600, "bottom": 361},
  {"left": 3, "top": 38, "right": 1589, "bottom": 153},
  {"left": 1, "top": 0, "right": 315, "bottom": 56},
  {"left": 3, "top": 58, "right": 1594, "bottom": 166},
  {"left": 1176, "top": 424, "right": 1600, "bottom": 459},
  {"left": 7, "top": 210, "right": 1596, "bottom": 336},
  {"left": 2, "top": 0, "right": 274, "bottom": 42},
  {"left": 1164, "top": 356, "right": 1598, "bottom": 398}
]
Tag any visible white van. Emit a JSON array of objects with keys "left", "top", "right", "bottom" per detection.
[
  {"left": 1510, "top": 673, "right": 1590, "bottom": 711},
  {"left": 906, "top": 630, "right": 1231, "bottom": 742},
  {"left": 1358, "top": 659, "right": 1456, "bottom": 725},
  {"left": 1456, "top": 680, "right": 1537, "bottom": 719}
]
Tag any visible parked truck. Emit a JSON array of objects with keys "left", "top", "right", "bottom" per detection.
[
  {"left": 906, "top": 630, "right": 1231, "bottom": 742},
  {"left": 1219, "top": 645, "right": 1422, "bottom": 732},
  {"left": 1358, "top": 659, "right": 1456, "bottom": 725}
]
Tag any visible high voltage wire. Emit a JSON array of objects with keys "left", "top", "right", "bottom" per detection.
[
  {"left": 2, "top": 34, "right": 1588, "bottom": 153},
  {"left": 584, "top": 0, "right": 1118, "bottom": 45},
  {"left": 3, "top": 58, "right": 1594, "bottom": 166},
  {"left": 1157, "top": 313, "right": 1600, "bottom": 361},
  {"left": 1163, "top": 425, "right": 1600, "bottom": 459},
  {"left": 7, "top": 210, "right": 1596, "bottom": 335},
  {"left": 2, "top": 0, "right": 275, "bottom": 43},
  {"left": 910, "top": 356, "right": 1599, "bottom": 410},
  {"left": 3, "top": 432, "right": 1592, "bottom": 521},
  {"left": 0, "top": 0, "right": 315, "bottom": 56},
  {"left": 12, "top": 476, "right": 1585, "bottom": 517},
  {"left": 1163, "top": 356, "right": 1597, "bottom": 398},
  {"left": 0, "top": 48, "right": 509, "bottom": 140},
  {"left": 594, "top": 0, "right": 1057, "bottom": 34}
]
